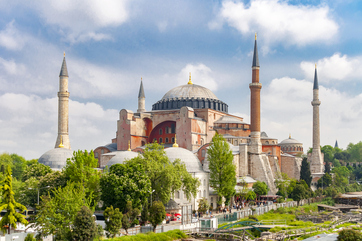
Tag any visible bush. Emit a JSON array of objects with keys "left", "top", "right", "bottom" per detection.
[
  {"left": 338, "top": 229, "right": 362, "bottom": 241},
  {"left": 277, "top": 197, "right": 284, "bottom": 203},
  {"left": 248, "top": 215, "right": 258, "bottom": 221}
]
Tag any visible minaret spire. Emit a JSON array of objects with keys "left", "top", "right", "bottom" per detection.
[
  {"left": 249, "top": 34, "right": 262, "bottom": 154},
  {"left": 55, "top": 54, "right": 71, "bottom": 149},
  {"left": 310, "top": 65, "right": 323, "bottom": 173},
  {"left": 137, "top": 78, "right": 146, "bottom": 113}
]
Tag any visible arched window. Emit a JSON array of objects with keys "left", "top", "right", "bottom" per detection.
[
  {"left": 266, "top": 141, "right": 269, "bottom": 144},
  {"left": 203, "top": 190, "right": 206, "bottom": 197},
  {"left": 165, "top": 137, "right": 169, "bottom": 143},
  {"left": 176, "top": 191, "right": 180, "bottom": 199},
  {"left": 159, "top": 129, "right": 162, "bottom": 135},
  {"left": 159, "top": 138, "right": 163, "bottom": 143},
  {"left": 203, "top": 179, "right": 206, "bottom": 186},
  {"left": 101, "top": 149, "right": 104, "bottom": 154},
  {"left": 234, "top": 140, "right": 238, "bottom": 145},
  {"left": 171, "top": 137, "right": 175, "bottom": 143},
  {"left": 95, "top": 152, "right": 98, "bottom": 158}
]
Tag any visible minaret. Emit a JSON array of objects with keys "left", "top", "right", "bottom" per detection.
[
  {"left": 310, "top": 64, "right": 323, "bottom": 173},
  {"left": 55, "top": 54, "right": 71, "bottom": 149},
  {"left": 249, "top": 33, "right": 262, "bottom": 154},
  {"left": 137, "top": 78, "right": 146, "bottom": 113}
]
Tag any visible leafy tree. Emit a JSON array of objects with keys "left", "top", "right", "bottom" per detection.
[
  {"left": 25, "top": 233, "right": 36, "bottom": 241},
  {"left": 246, "top": 190, "right": 256, "bottom": 201},
  {"left": 207, "top": 133, "right": 236, "bottom": 205},
  {"left": 122, "top": 201, "right": 140, "bottom": 234},
  {"left": 32, "top": 182, "right": 92, "bottom": 240},
  {"left": 317, "top": 173, "right": 332, "bottom": 188},
  {"left": 321, "top": 145, "right": 335, "bottom": 163},
  {"left": 275, "top": 173, "right": 292, "bottom": 199},
  {"left": 0, "top": 153, "right": 13, "bottom": 175},
  {"left": 10, "top": 154, "right": 27, "bottom": 180},
  {"left": 100, "top": 162, "right": 151, "bottom": 211},
  {"left": 22, "top": 162, "right": 52, "bottom": 181},
  {"left": 347, "top": 141, "right": 362, "bottom": 162},
  {"left": 253, "top": 181, "right": 269, "bottom": 198},
  {"left": 17, "top": 177, "right": 39, "bottom": 207},
  {"left": 300, "top": 158, "right": 312, "bottom": 187},
  {"left": 140, "top": 199, "right": 149, "bottom": 225},
  {"left": 127, "top": 143, "right": 199, "bottom": 204},
  {"left": 73, "top": 206, "right": 97, "bottom": 241},
  {"left": 333, "top": 166, "right": 350, "bottom": 189},
  {"left": 39, "top": 171, "right": 67, "bottom": 193},
  {"left": 63, "top": 150, "right": 100, "bottom": 209},
  {"left": 325, "top": 161, "right": 331, "bottom": 174},
  {"left": 0, "top": 166, "right": 28, "bottom": 234},
  {"left": 104, "top": 205, "right": 123, "bottom": 238},
  {"left": 291, "top": 183, "right": 307, "bottom": 206},
  {"left": 338, "top": 229, "right": 362, "bottom": 241},
  {"left": 149, "top": 201, "right": 166, "bottom": 232},
  {"left": 197, "top": 198, "right": 209, "bottom": 214}
]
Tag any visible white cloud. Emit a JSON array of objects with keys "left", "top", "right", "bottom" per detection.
[
  {"left": 177, "top": 63, "right": 218, "bottom": 91},
  {"left": 210, "top": 0, "right": 338, "bottom": 46},
  {"left": 0, "top": 21, "right": 26, "bottom": 50},
  {"left": 261, "top": 77, "right": 362, "bottom": 150},
  {"left": 28, "top": 0, "right": 130, "bottom": 43},
  {"left": 301, "top": 53, "right": 362, "bottom": 82},
  {"left": 0, "top": 93, "right": 118, "bottom": 159}
]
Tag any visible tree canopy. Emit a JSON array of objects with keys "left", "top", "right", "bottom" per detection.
[
  {"left": 300, "top": 158, "right": 312, "bottom": 187},
  {"left": 253, "top": 181, "right": 269, "bottom": 197},
  {"left": 127, "top": 142, "right": 199, "bottom": 204},
  {"left": 207, "top": 133, "right": 236, "bottom": 205}
]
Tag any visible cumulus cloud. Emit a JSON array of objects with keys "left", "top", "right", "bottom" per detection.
[
  {"left": 210, "top": 0, "right": 338, "bottom": 46},
  {"left": 261, "top": 77, "right": 362, "bottom": 150},
  {"left": 0, "top": 93, "right": 118, "bottom": 159},
  {"left": 301, "top": 53, "right": 362, "bottom": 82},
  {"left": 0, "top": 21, "right": 26, "bottom": 50},
  {"left": 177, "top": 63, "right": 218, "bottom": 91},
  {"left": 28, "top": 0, "right": 130, "bottom": 43}
]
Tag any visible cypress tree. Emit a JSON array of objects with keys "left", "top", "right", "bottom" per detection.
[{"left": 300, "top": 158, "right": 312, "bottom": 187}]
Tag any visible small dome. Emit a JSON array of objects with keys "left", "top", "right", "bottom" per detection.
[
  {"left": 106, "top": 151, "right": 139, "bottom": 167},
  {"left": 279, "top": 137, "right": 302, "bottom": 145},
  {"left": 162, "top": 84, "right": 218, "bottom": 100},
  {"left": 38, "top": 148, "right": 73, "bottom": 170},
  {"left": 261, "top": 132, "right": 268, "bottom": 138},
  {"left": 165, "top": 147, "right": 204, "bottom": 173}
]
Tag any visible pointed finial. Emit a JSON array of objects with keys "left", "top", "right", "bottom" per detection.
[
  {"left": 188, "top": 72, "right": 193, "bottom": 85},
  {"left": 173, "top": 134, "right": 179, "bottom": 147},
  {"left": 58, "top": 135, "right": 64, "bottom": 148},
  {"left": 141, "top": 77, "right": 142, "bottom": 81},
  {"left": 315, "top": 63, "right": 317, "bottom": 69},
  {"left": 289, "top": 133, "right": 291, "bottom": 139},
  {"left": 128, "top": 141, "right": 131, "bottom": 151},
  {"left": 64, "top": 52, "right": 65, "bottom": 57},
  {"left": 255, "top": 32, "right": 257, "bottom": 40}
]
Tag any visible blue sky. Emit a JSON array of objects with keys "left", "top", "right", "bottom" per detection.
[{"left": 1, "top": 0, "right": 362, "bottom": 159}]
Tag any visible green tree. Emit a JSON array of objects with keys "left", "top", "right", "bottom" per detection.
[
  {"left": 291, "top": 183, "right": 307, "bottom": 206},
  {"left": 317, "top": 173, "right": 332, "bottom": 188},
  {"left": 0, "top": 166, "right": 28, "bottom": 234},
  {"left": 127, "top": 143, "right": 199, "bottom": 204},
  {"left": 100, "top": 162, "right": 151, "bottom": 211},
  {"left": 197, "top": 197, "right": 209, "bottom": 214},
  {"left": 73, "top": 206, "right": 97, "bottom": 241},
  {"left": 24, "top": 233, "right": 36, "bottom": 241},
  {"left": 149, "top": 201, "right": 166, "bottom": 232},
  {"left": 347, "top": 142, "right": 362, "bottom": 162},
  {"left": 22, "top": 162, "right": 52, "bottom": 181},
  {"left": 207, "top": 133, "right": 236, "bottom": 205},
  {"left": 104, "top": 205, "right": 123, "bottom": 238},
  {"left": 275, "top": 173, "right": 292, "bottom": 199},
  {"left": 63, "top": 150, "right": 100, "bottom": 209},
  {"left": 253, "top": 181, "right": 269, "bottom": 198},
  {"left": 0, "top": 165, "right": 28, "bottom": 234},
  {"left": 338, "top": 229, "right": 362, "bottom": 241},
  {"left": 32, "top": 182, "right": 92, "bottom": 240},
  {"left": 300, "top": 158, "right": 312, "bottom": 187},
  {"left": 325, "top": 161, "right": 331, "bottom": 174},
  {"left": 122, "top": 201, "right": 140, "bottom": 234},
  {"left": 246, "top": 190, "right": 256, "bottom": 201}
]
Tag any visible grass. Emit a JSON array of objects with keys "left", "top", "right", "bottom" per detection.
[{"left": 105, "top": 230, "right": 187, "bottom": 241}]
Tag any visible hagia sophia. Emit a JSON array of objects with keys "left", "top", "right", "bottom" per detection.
[{"left": 38, "top": 36, "right": 324, "bottom": 210}]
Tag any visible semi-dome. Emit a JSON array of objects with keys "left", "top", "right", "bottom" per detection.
[
  {"left": 152, "top": 83, "right": 228, "bottom": 113},
  {"left": 38, "top": 148, "right": 73, "bottom": 170},
  {"left": 162, "top": 84, "right": 218, "bottom": 100},
  {"left": 165, "top": 147, "right": 205, "bottom": 173},
  {"left": 105, "top": 151, "right": 139, "bottom": 167}
]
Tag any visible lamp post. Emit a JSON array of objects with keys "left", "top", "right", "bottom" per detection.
[
  {"left": 150, "top": 189, "right": 155, "bottom": 207},
  {"left": 29, "top": 186, "right": 50, "bottom": 205}
]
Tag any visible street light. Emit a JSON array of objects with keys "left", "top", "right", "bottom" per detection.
[
  {"left": 150, "top": 189, "right": 155, "bottom": 207},
  {"left": 29, "top": 186, "right": 50, "bottom": 205}
]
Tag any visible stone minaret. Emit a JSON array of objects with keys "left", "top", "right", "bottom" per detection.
[
  {"left": 310, "top": 65, "right": 323, "bottom": 173},
  {"left": 137, "top": 79, "right": 146, "bottom": 113},
  {"left": 55, "top": 54, "right": 71, "bottom": 149},
  {"left": 249, "top": 33, "right": 262, "bottom": 154}
]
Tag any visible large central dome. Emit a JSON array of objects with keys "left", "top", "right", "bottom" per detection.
[
  {"left": 161, "top": 84, "right": 218, "bottom": 100},
  {"left": 152, "top": 82, "right": 228, "bottom": 113}
]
